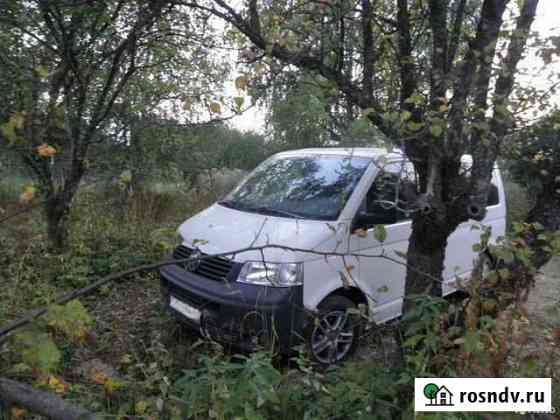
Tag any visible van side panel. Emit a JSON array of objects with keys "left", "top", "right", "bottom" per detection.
[
  {"left": 442, "top": 168, "right": 507, "bottom": 295},
  {"left": 303, "top": 254, "right": 355, "bottom": 312}
]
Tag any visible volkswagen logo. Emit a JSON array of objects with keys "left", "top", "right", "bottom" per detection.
[{"left": 186, "top": 249, "right": 202, "bottom": 272}]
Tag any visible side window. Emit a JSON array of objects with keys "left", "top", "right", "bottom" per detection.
[
  {"left": 356, "top": 162, "right": 418, "bottom": 228},
  {"left": 487, "top": 182, "right": 499, "bottom": 206},
  {"left": 399, "top": 163, "right": 419, "bottom": 220},
  {"left": 460, "top": 160, "right": 500, "bottom": 207},
  {"left": 364, "top": 172, "right": 398, "bottom": 225}
]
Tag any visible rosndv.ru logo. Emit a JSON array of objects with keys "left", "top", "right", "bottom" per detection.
[
  {"left": 415, "top": 378, "right": 552, "bottom": 412},
  {"left": 456, "top": 386, "right": 545, "bottom": 405}
]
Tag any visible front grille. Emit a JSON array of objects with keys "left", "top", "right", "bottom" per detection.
[{"left": 173, "top": 245, "right": 234, "bottom": 282}]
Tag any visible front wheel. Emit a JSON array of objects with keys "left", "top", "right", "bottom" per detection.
[{"left": 307, "top": 295, "right": 361, "bottom": 364}]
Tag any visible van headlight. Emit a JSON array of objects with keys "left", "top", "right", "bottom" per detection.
[{"left": 237, "top": 262, "right": 303, "bottom": 287}]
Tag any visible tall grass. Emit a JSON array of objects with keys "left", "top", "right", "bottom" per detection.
[{"left": 0, "top": 180, "right": 215, "bottom": 325}]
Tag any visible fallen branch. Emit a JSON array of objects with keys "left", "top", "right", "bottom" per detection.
[
  {"left": 0, "top": 377, "right": 98, "bottom": 420},
  {"left": 0, "top": 201, "right": 43, "bottom": 225},
  {"left": 0, "top": 258, "right": 178, "bottom": 343},
  {"left": 0, "top": 243, "right": 442, "bottom": 343}
]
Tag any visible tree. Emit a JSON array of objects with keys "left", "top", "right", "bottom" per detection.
[
  {"left": 507, "top": 110, "right": 560, "bottom": 265},
  {"left": 0, "top": 0, "right": 174, "bottom": 250},
  {"left": 265, "top": 71, "right": 384, "bottom": 149},
  {"left": 183, "top": 0, "right": 541, "bottom": 304}
]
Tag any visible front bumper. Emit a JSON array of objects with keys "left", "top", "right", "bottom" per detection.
[{"left": 159, "top": 264, "right": 305, "bottom": 353}]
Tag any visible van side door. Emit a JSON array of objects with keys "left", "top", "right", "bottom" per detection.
[
  {"left": 348, "top": 161, "right": 416, "bottom": 323},
  {"left": 443, "top": 167, "right": 505, "bottom": 294}
]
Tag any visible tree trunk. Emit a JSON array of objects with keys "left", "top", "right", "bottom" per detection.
[
  {"left": 0, "top": 377, "right": 98, "bottom": 420},
  {"left": 127, "top": 116, "right": 147, "bottom": 198},
  {"left": 45, "top": 195, "right": 72, "bottom": 252},
  {"left": 404, "top": 217, "right": 449, "bottom": 306}
]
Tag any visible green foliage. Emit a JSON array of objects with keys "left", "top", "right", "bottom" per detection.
[
  {"left": 401, "top": 295, "right": 450, "bottom": 375},
  {"left": 174, "top": 352, "right": 282, "bottom": 419},
  {"left": 373, "top": 225, "right": 387, "bottom": 242},
  {"left": 507, "top": 111, "right": 560, "bottom": 196},
  {"left": 173, "top": 352, "right": 401, "bottom": 420},
  {"left": 503, "top": 177, "right": 533, "bottom": 229},
  {"left": 14, "top": 329, "right": 62, "bottom": 374},
  {"left": 1, "top": 176, "right": 559, "bottom": 418},
  {"left": 46, "top": 300, "right": 93, "bottom": 344},
  {"left": 10, "top": 300, "right": 94, "bottom": 375}
]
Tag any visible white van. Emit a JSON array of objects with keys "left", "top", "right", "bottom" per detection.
[{"left": 160, "top": 148, "right": 506, "bottom": 363}]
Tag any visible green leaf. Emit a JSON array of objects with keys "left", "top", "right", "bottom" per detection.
[
  {"left": 400, "top": 111, "right": 412, "bottom": 122},
  {"left": 407, "top": 121, "right": 424, "bottom": 132},
  {"left": 403, "top": 334, "right": 423, "bottom": 348},
  {"left": 234, "top": 96, "right": 244, "bottom": 111},
  {"left": 36, "top": 66, "right": 50, "bottom": 78},
  {"left": 16, "top": 331, "right": 61, "bottom": 374},
  {"left": 404, "top": 94, "right": 425, "bottom": 105},
  {"left": 0, "top": 122, "right": 16, "bottom": 143},
  {"left": 46, "top": 300, "right": 92, "bottom": 343},
  {"left": 430, "top": 124, "right": 443, "bottom": 138},
  {"left": 373, "top": 225, "right": 387, "bottom": 242},
  {"left": 463, "top": 331, "right": 480, "bottom": 354}
]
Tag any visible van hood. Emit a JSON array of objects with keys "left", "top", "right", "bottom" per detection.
[{"left": 177, "top": 204, "right": 349, "bottom": 262}]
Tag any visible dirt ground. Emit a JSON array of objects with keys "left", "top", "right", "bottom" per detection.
[{"left": 527, "top": 257, "right": 560, "bottom": 326}]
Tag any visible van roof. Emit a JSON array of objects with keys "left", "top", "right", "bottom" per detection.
[
  {"left": 274, "top": 147, "right": 404, "bottom": 160},
  {"left": 274, "top": 148, "right": 499, "bottom": 170}
]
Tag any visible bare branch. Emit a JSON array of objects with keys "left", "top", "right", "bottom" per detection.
[
  {"left": 447, "top": 0, "right": 510, "bottom": 157},
  {"left": 428, "top": 0, "right": 449, "bottom": 104},
  {"left": 447, "top": 0, "right": 467, "bottom": 72},
  {"left": 0, "top": 244, "right": 441, "bottom": 343},
  {"left": 181, "top": 0, "right": 391, "bottom": 136},
  {"left": 361, "top": 0, "right": 374, "bottom": 96}
]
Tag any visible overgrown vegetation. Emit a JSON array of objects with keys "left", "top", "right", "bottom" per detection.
[
  {"left": 1, "top": 176, "right": 559, "bottom": 419},
  {"left": 1, "top": 0, "right": 559, "bottom": 418}
]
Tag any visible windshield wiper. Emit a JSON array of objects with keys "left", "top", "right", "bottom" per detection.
[
  {"left": 220, "top": 201, "right": 304, "bottom": 219},
  {"left": 217, "top": 200, "right": 241, "bottom": 210},
  {"left": 250, "top": 206, "right": 304, "bottom": 219}
]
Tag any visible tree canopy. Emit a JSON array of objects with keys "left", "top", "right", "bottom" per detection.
[{"left": 180, "top": 0, "right": 546, "bottom": 300}]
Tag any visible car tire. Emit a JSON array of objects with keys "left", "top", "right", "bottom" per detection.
[{"left": 306, "top": 295, "right": 361, "bottom": 365}]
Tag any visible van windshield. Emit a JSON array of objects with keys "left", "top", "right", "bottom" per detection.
[{"left": 220, "top": 155, "right": 371, "bottom": 220}]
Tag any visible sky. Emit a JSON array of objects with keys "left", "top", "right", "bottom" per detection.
[
  {"left": 516, "top": 0, "right": 560, "bottom": 119},
  {"left": 228, "top": 0, "right": 560, "bottom": 133}
]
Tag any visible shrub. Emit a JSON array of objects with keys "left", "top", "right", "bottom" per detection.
[
  {"left": 172, "top": 352, "right": 402, "bottom": 420},
  {"left": 503, "top": 178, "right": 533, "bottom": 230}
]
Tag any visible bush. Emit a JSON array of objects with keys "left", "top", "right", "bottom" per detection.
[
  {"left": 0, "top": 175, "right": 29, "bottom": 204},
  {"left": 172, "top": 352, "right": 402, "bottom": 420},
  {"left": 503, "top": 178, "right": 533, "bottom": 230}
]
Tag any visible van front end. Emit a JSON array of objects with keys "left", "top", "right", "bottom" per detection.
[{"left": 159, "top": 245, "right": 305, "bottom": 353}]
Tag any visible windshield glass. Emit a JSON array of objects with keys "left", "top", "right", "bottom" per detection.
[{"left": 221, "top": 155, "right": 371, "bottom": 220}]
